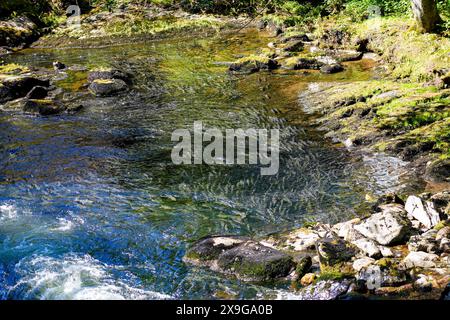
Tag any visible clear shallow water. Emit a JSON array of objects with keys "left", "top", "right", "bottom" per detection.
[{"left": 0, "top": 30, "right": 411, "bottom": 299}]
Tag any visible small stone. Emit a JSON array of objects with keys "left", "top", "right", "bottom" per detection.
[
  {"left": 379, "top": 246, "right": 394, "bottom": 257},
  {"left": 87, "top": 68, "right": 132, "bottom": 84},
  {"left": 300, "top": 273, "right": 316, "bottom": 286}
]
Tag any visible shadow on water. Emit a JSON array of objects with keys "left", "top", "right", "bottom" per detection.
[{"left": 0, "top": 30, "right": 412, "bottom": 299}]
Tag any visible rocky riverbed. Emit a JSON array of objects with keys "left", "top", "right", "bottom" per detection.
[
  {"left": 0, "top": 3, "right": 449, "bottom": 300},
  {"left": 185, "top": 191, "right": 450, "bottom": 299}
]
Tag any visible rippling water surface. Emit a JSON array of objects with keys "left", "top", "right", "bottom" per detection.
[{"left": 0, "top": 30, "right": 411, "bottom": 299}]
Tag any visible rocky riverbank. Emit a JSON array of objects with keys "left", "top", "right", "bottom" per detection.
[{"left": 184, "top": 191, "right": 450, "bottom": 300}]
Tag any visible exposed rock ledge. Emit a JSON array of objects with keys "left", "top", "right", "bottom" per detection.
[{"left": 184, "top": 191, "right": 450, "bottom": 300}]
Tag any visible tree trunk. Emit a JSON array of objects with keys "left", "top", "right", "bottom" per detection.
[{"left": 411, "top": 0, "right": 442, "bottom": 32}]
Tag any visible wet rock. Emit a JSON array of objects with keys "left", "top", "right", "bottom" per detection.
[
  {"left": 229, "top": 58, "right": 279, "bottom": 74},
  {"left": 295, "top": 256, "right": 312, "bottom": 281},
  {"left": 320, "top": 63, "right": 344, "bottom": 74},
  {"left": 26, "top": 86, "right": 48, "bottom": 99},
  {"left": 0, "top": 76, "right": 50, "bottom": 103},
  {"left": 216, "top": 241, "right": 295, "bottom": 281},
  {"left": 300, "top": 273, "right": 316, "bottom": 286},
  {"left": 53, "top": 61, "right": 66, "bottom": 70},
  {"left": 22, "top": 99, "right": 65, "bottom": 116},
  {"left": 405, "top": 195, "right": 441, "bottom": 229},
  {"left": 316, "top": 238, "right": 358, "bottom": 266},
  {"left": 184, "top": 236, "right": 247, "bottom": 265},
  {"left": 87, "top": 69, "right": 132, "bottom": 84},
  {"left": 354, "top": 204, "right": 411, "bottom": 245},
  {"left": 402, "top": 251, "right": 439, "bottom": 269},
  {"left": 424, "top": 158, "right": 450, "bottom": 183},
  {"left": 298, "top": 279, "right": 352, "bottom": 300},
  {"left": 88, "top": 79, "right": 128, "bottom": 97},
  {"left": 379, "top": 246, "right": 394, "bottom": 257}
]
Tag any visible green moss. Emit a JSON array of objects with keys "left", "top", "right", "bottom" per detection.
[
  {"left": 235, "top": 54, "right": 271, "bottom": 65},
  {"left": 0, "top": 63, "right": 29, "bottom": 75}
]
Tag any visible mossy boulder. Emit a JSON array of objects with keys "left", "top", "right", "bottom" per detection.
[
  {"left": 317, "top": 238, "right": 358, "bottom": 266},
  {"left": 216, "top": 241, "right": 295, "bottom": 282},
  {"left": 229, "top": 55, "right": 279, "bottom": 74},
  {"left": 87, "top": 68, "right": 132, "bottom": 84},
  {"left": 281, "top": 57, "right": 324, "bottom": 70},
  {"left": 0, "top": 76, "right": 50, "bottom": 103},
  {"left": 0, "top": 16, "right": 39, "bottom": 48},
  {"left": 88, "top": 78, "right": 128, "bottom": 97}
]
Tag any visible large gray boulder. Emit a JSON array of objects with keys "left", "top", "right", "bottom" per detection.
[
  {"left": 216, "top": 241, "right": 295, "bottom": 282},
  {"left": 184, "top": 236, "right": 247, "bottom": 265},
  {"left": 354, "top": 204, "right": 411, "bottom": 245}
]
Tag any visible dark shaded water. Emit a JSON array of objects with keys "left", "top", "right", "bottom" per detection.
[{"left": 0, "top": 30, "right": 410, "bottom": 299}]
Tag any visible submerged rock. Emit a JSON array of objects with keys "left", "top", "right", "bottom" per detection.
[
  {"left": 216, "top": 241, "right": 295, "bottom": 282},
  {"left": 354, "top": 204, "right": 411, "bottom": 245},
  {"left": 229, "top": 57, "right": 279, "bottom": 73},
  {"left": 21, "top": 99, "right": 65, "bottom": 116},
  {"left": 88, "top": 79, "right": 128, "bottom": 97}
]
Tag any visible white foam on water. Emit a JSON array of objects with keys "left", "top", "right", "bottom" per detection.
[
  {"left": 0, "top": 204, "right": 18, "bottom": 221},
  {"left": 11, "top": 254, "right": 172, "bottom": 300}
]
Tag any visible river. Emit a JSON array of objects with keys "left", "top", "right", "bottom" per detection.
[{"left": 0, "top": 29, "right": 412, "bottom": 299}]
